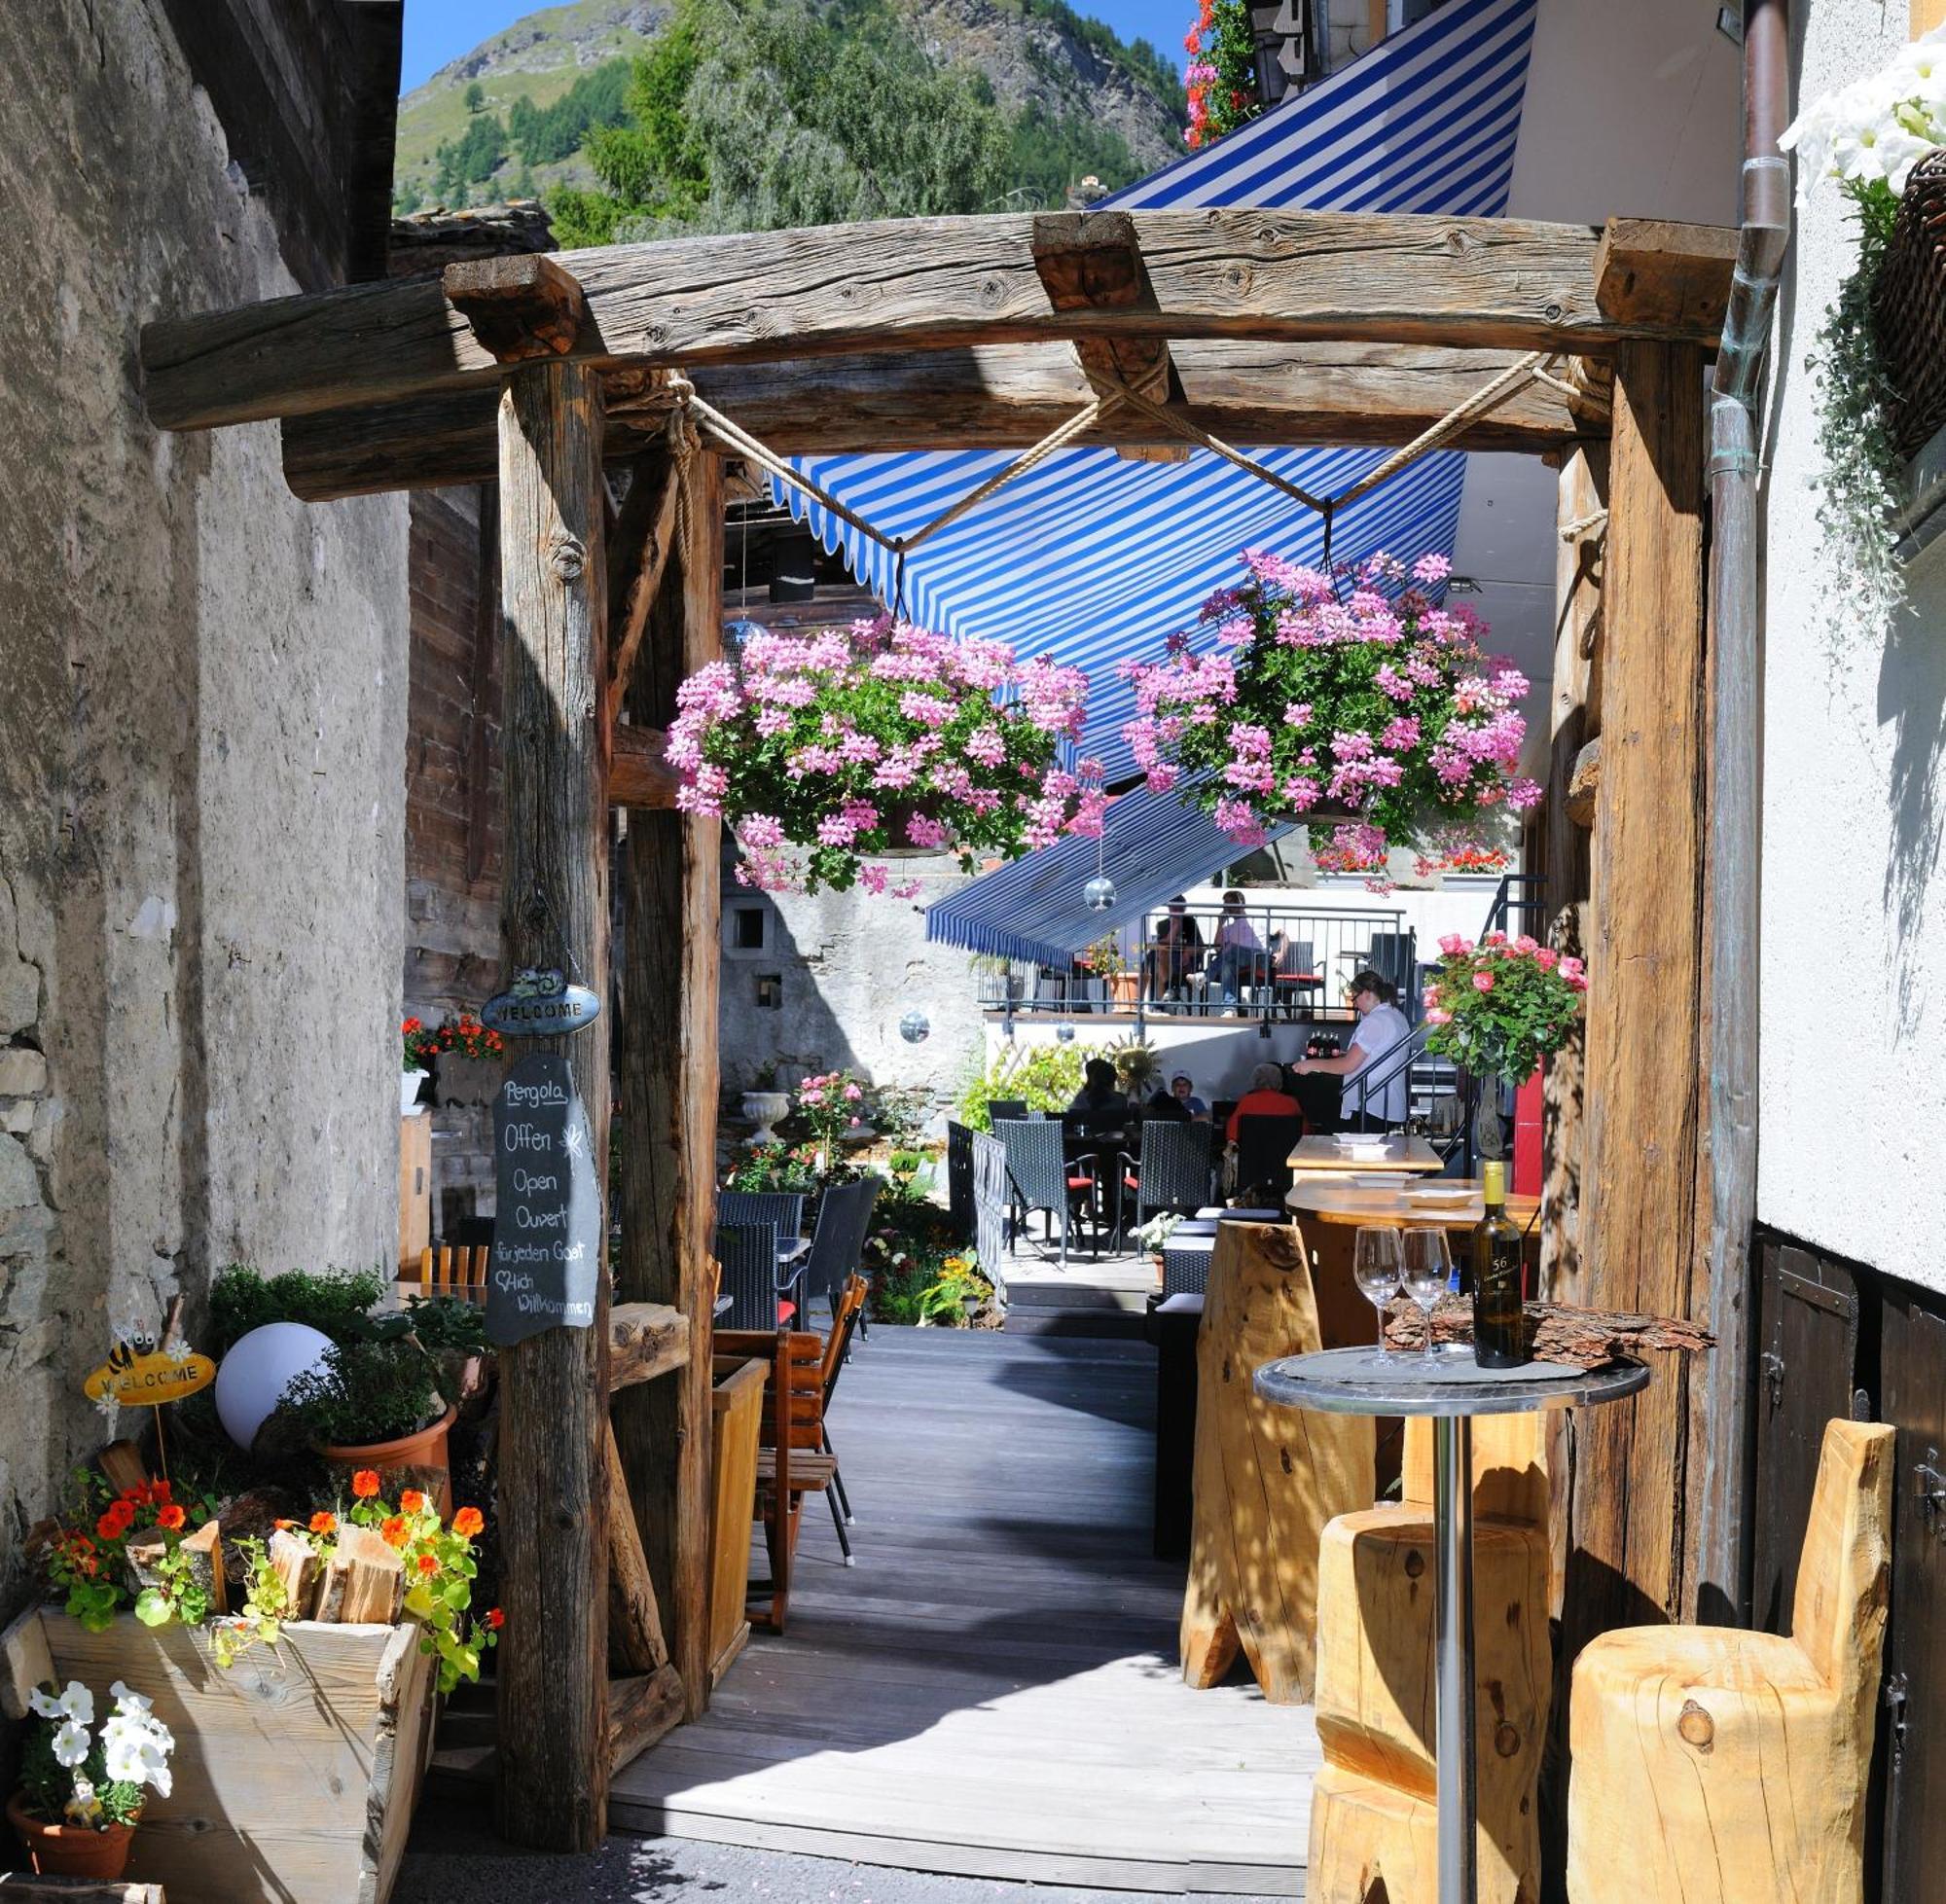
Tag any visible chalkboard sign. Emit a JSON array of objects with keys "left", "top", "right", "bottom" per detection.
[{"left": 486, "top": 1053, "right": 600, "bottom": 1347}]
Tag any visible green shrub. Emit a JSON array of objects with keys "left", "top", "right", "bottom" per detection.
[
  {"left": 955, "top": 1042, "right": 1101, "bottom": 1131},
  {"left": 209, "top": 1265, "right": 385, "bottom": 1354},
  {"left": 271, "top": 1338, "right": 444, "bottom": 1451}
]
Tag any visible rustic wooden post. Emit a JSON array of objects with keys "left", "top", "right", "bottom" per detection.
[
  {"left": 1564, "top": 337, "right": 1708, "bottom": 1623},
  {"left": 617, "top": 448, "right": 724, "bottom": 1721},
  {"left": 492, "top": 360, "right": 611, "bottom": 1850}
]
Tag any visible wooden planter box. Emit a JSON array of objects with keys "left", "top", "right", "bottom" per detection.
[{"left": 1, "top": 1606, "right": 435, "bottom": 1904}]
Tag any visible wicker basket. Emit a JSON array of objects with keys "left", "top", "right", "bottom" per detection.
[{"left": 1873, "top": 148, "right": 1946, "bottom": 459}]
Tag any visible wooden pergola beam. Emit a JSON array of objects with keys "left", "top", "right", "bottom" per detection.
[
  {"left": 609, "top": 723, "right": 679, "bottom": 811},
  {"left": 142, "top": 210, "right": 1736, "bottom": 434},
  {"left": 1031, "top": 210, "right": 1173, "bottom": 404},
  {"left": 444, "top": 254, "right": 588, "bottom": 364},
  {"left": 280, "top": 340, "right": 1601, "bottom": 501}
]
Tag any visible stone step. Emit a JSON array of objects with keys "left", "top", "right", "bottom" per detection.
[{"left": 1001, "top": 1306, "right": 1151, "bottom": 1342}]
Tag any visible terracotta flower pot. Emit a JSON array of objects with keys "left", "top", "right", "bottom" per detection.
[
  {"left": 1110, "top": 972, "right": 1139, "bottom": 1008},
  {"left": 320, "top": 1403, "right": 457, "bottom": 1517},
  {"left": 9, "top": 1790, "right": 139, "bottom": 1881}
]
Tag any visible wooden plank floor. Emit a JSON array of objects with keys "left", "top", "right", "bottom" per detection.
[{"left": 613, "top": 1326, "right": 1316, "bottom": 1895}]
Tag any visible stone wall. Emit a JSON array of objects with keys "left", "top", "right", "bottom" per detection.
[{"left": 0, "top": 0, "right": 408, "bottom": 1601}]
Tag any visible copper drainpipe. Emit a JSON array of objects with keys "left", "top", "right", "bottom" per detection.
[{"left": 1697, "top": 0, "right": 1790, "bottom": 1621}]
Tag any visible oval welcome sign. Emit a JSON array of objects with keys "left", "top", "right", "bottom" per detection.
[
  {"left": 481, "top": 967, "right": 601, "bottom": 1037},
  {"left": 84, "top": 1348, "right": 217, "bottom": 1405}
]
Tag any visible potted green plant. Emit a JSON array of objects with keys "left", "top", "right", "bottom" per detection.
[
  {"left": 271, "top": 1338, "right": 455, "bottom": 1514},
  {"left": 10, "top": 1677, "right": 175, "bottom": 1880},
  {"left": 401, "top": 1017, "right": 439, "bottom": 1116}
]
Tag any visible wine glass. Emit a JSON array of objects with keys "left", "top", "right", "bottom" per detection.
[
  {"left": 1352, "top": 1226, "right": 1404, "bottom": 1361},
  {"left": 1401, "top": 1227, "right": 1454, "bottom": 1362}
]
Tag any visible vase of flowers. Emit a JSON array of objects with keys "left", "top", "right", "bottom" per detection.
[
  {"left": 667, "top": 616, "right": 1098, "bottom": 895},
  {"left": 1421, "top": 932, "right": 1588, "bottom": 1160},
  {"left": 10, "top": 1678, "right": 174, "bottom": 1879},
  {"left": 1122, "top": 550, "right": 1539, "bottom": 891},
  {"left": 400, "top": 1017, "right": 439, "bottom": 1116}
]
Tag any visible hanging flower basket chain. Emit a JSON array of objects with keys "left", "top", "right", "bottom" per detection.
[{"left": 1119, "top": 549, "right": 1538, "bottom": 888}]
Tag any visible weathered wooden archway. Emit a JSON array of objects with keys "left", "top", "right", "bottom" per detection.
[{"left": 139, "top": 205, "right": 1734, "bottom": 1850}]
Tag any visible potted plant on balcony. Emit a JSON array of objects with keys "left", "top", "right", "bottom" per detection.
[
  {"left": 1122, "top": 549, "right": 1540, "bottom": 892},
  {"left": 667, "top": 616, "right": 1099, "bottom": 895},
  {"left": 1079, "top": 937, "right": 1137, "bottom": 1011},
  {"left": 9, "top": 1677, "right": 175, "bottom": 1880},
  {"left": 1421, "top": 932, "right": 1588, "bottom": 1161}
]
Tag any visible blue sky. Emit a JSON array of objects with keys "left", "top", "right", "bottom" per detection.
[{"left": 400, "top": 0, "right": 1191, "bottom": 93}]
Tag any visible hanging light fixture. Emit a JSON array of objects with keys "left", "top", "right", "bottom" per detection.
[
  {"left": 1056, "top": 1022, "right": 1076, "bottom": 1043},
  {"left": 898, "top": 1009, "right": 930, "bottom": 1044}
]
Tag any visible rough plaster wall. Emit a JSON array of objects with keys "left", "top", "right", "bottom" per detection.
[
  {"left": 1758, "top": 1, "right": 1946, "bottom": 1295},
  {"left": 0, "top": 0, "right": 408, "bottom": 1595},
  {"left": 714, "top": 857, "right": 988, "bottom": 1103}
]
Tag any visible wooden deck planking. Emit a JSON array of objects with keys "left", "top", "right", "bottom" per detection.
[{"left": 612, "top": 1326, "right": 1315, "bottom": 1894}]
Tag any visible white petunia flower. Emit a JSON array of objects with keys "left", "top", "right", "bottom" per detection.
[
  {"left": 52, "top": 1720, "right": 90, "bottom": 1768},
  {"left": 109, "top": 1681, "right": 153, "bottom": 1717},
  {"left": 28, "top": 1687, "right": 63, "bottom": 1720},
  {"left": 55, "top": 1681, "right": 95, "bottom": 1727}
]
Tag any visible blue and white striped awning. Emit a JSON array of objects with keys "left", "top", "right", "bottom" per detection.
[
  {"left": 774, "top": 0, "right": 1537, "bottom": 958},
  {"left": 924, "top": 783, "right": 1289, "bottom": 969}
]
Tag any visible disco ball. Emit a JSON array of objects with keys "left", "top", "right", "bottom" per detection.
[
  {"left": 1056, "top": 1023, "right": 1076, "bottom": 1043},
  {"left": 1082, "top": 875, "right": 1117, "bottom": 914},
  {"left": 898, "top": 1009, "right": 931, "bottom": 1044}
]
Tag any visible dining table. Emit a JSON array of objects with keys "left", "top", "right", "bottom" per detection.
[{"left": 1288, "top": 1132, "right": 1446, "bottom": 1175}]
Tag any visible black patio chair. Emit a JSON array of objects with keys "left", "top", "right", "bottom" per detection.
[
  {"left": 1235, "top": 1112, "right": 1306, "bottom": 1205},
  {"left": 801, "top": 1177, "right": 881, "bottom": 1327},
  {"left": 1120, "top": 1121, "right": 1215, "bottom": 1239},
  {"left": 993, "top": 1118, "right": 1096, "bottom": 1267},
  {"left": 986, "top": 1098, "right": 1028, "bottom": 1124},
  {"left": 1161, "top": 1234, "right": 1217, "bottom": 1299},
  {"left": 714, "top": 1220, "right": 786, "bottom": 1329},
  {"left": 719, "top": 1189, "right": 808, "bottom": 1283}
]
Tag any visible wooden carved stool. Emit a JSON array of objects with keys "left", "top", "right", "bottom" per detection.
[
  {"left": 1567, "top": 1417, "right": 1893, "bottom": 1904},
  {"left": 1308, "top": 1414, "right": 1551, "bottom": 1904},
  {"left": 1180, "top": 1219, "right": 1372, "bottom": 1704}
]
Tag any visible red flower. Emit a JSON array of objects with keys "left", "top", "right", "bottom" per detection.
[
  {"left": 310, "top": 1511, "right": 338, "bottom": 1535},
  {"left": 151, "top": 1479, "right": 171, "bottom": 1503},
  {"left": 416, "top": 1552, "right": 438, "bottom": 1574},
  {"left": 95, "top": 1510, "right": 125, "bottom": 1540},
  {"left": 351, "top": 1469, "right": 381, "bottom": 1499},
  {"left": 451, "top": 1506, "right": 484, "bottom": 1538},
  {"left": 155, "top": 1504, "right": 186, "bottom": 1532},
  {"left": 485, "top": 1607, "right": 505, "bottom": 1630},
  {"left": 274, "top": 1518, "right": 296, "bottom": 1531},
  {"left": 399, "top": 1489, "right": 426, "bottom": 1514},
  {"left": 379, "top": 1516, "right": 408, "bottom": 1547}
]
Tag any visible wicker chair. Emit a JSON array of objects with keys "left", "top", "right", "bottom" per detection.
[
  {"left": 719, "top": 1189, "right": 807, "bottom": 1290},
  {"left": 1160, "top": 1234, "right": 1217, "bottom": 1298},
  {"left": 993, "top": 1118, "right": 1097, "bottom": 1267},
  {"left": 1235, "top": 1112, "right": 1305, "bottom": 1204},
  {"left": 800, "top": 1178, "right": 881, "bottom": 1324},
  {"left": 1122, "top": 1121, "right": 1215, "bottom": 1236},
  {"left": 714, "top": 1220, "right": 786, "bottom": 1329}
]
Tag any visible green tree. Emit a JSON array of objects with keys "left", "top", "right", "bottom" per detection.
[
  {"left": 463, "top": 80, "right": 486, "bottom": 113},
  {"left": 434, "top": 113, "right": 507, "bottom": 198}
]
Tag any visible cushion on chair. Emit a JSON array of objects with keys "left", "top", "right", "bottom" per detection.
[
  {"left": 777, "top": 1300, "right": 795, "bottom": 1323},
  {"left": 1067, "top": 1173, "right": 1095, "bottom": 1191}
]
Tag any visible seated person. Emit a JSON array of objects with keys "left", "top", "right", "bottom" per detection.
[
  {"left": 1066, "top": 1058, "right": 1127, "bottom": 1133},
  {"left": 1141, "top": 1086, "right": 1191, "bottom": 1124},
  {"left": 1225, "top": 1061, "right": 1304, "bottom": 1141},
  {"left": 1292, "top": 968, "right": 1412, "bottom": 1130},
  {"left": 1143, "top": 896, "right": 1206, "bottom": 1002},
  {"left": 1210, "top": 890, "right": 1266, "bottom": 1008},
  {"left": 1170, "top": 1070, "right": 1209, "bottom": 1120}
]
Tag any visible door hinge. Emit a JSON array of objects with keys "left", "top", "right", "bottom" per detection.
[
  {"left": 1886, "top": 1672, "right": 1910, "bottom": 1776},
  {"left": 1915, "top": 1449, "right": 1946, "bottom": 1535},
  {"left": 1760, "top": 1348, "right": 1784, "bottom": 1407}
]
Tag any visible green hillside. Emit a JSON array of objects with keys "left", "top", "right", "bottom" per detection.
[{"left": 394, "top": 0, "right": 1186, "bottom": 229}]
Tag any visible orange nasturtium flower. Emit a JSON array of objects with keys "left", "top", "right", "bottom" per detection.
[
  {"left": 485, "top": 1607, "right": 505, "bottom": 1630},
  {"left": 451, "top": 1506, "right": 484, "bottom": 1538},
  {"left": 351, "top": 1469, "right": 381, "bottom": 1499},
  {"left": 155, "top": 1503, "right": 186, "bottom": 1531},
  {"left": 273, "top": 1518, "right": 296, "bottom": 1531},
  {"left": 399, "top": 1489, "right": 426, "bottom": 1514},
  {"left": 379, "top": 1516, "right": 407, "bottom": 1547},
  {"left": 416, "top": 1552, "right": 439, "bottom": 1575},
  {"left": 309, "top": 1511, "right": 338, "bottom": 1535}
]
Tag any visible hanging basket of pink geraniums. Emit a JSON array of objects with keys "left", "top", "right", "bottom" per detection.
[
  {"left": 1119, "top": 549, "right": 1540, "bottom": 889},
  {"left": 667, "top": 617, "right": 1099, "bottom": 895}
]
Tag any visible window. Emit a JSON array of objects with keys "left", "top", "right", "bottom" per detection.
[
  {"left": 756, "top": 974, "right": 782, "bottom": 1009},
  {"left": 724, "top": 901, "right": 770, "bottom": 957}
]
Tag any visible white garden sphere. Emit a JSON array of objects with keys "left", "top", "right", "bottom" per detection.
[
  {"left": 899, "top": 1010, "right": 931, "bottom": 1044},
  {"left": 215, "top": 1322, "right": 334, "bottom": 1452}
]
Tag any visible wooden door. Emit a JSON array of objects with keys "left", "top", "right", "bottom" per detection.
[
  {"left": 1749, "top": 1240, "right": 1860, "bottom": 1634},
  {"left": 1879, "top": 1289, "right": 1946, "bottom": 1901}
]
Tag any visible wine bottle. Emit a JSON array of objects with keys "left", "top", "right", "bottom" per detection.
[{"left": 1471, "top": 1161, "right": 1527, "bottom": 1368}]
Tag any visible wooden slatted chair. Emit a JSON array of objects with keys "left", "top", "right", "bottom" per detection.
[
  {"left": 715, "top": 1322, "right": 833, "bottom": 1634},
  {"left": 415, "top": 1243, "right": 489, "bottom": 1304},
  {"left": 815, "top": 1273, "right": 869, "bottom": 1563}
]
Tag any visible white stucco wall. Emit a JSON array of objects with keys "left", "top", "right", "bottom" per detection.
[{"left": 1757, "top": 3, "right": 1946, "bottom": 1295}]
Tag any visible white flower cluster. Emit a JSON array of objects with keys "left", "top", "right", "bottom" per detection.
[
  {"left": 28, "top": 1678, "right": 176, "bottom": 1799},
  {"left": 1782, "top": 28, "right": 1946, "bottom": 202}
]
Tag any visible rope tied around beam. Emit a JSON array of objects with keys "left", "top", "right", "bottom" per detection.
[{"left": 661, "top": 348, "right": 1568, "bottom": 583}]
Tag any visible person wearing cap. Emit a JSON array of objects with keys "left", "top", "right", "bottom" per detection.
[
  {"left": 1143, "top": 895, "right": 1205, "bottom": 1007},
  {"left": 1293, "top": 968, "right": 1412, "bottom": 1129},
  {"left": 1170, "top": 1071, "right": 1209, "bottom": 1120}
]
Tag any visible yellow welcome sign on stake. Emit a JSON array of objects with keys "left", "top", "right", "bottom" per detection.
[{"left": 81, "top": 1296, "right": 216, "bottom": 1480}]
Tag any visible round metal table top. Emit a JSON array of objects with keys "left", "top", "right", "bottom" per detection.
[{"left": 1252, "top": 1344, "right": 1649, "bottom": 1418}]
